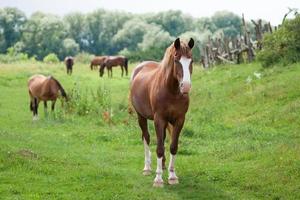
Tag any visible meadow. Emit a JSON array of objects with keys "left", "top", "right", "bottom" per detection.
[{"left": 0, "top": 61, "right": 300, "bottom": 199}]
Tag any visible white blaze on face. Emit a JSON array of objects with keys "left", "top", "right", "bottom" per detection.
[
  {"left": 179, "top": 56, "right": 192, "bottom": 93},
  {"left": 179, "top": 56, "right": 191, "bottom": 84}
]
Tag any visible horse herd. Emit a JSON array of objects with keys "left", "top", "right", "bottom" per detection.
[
  {"left": 64, "top": 55, "right": 128, "bottom": 78},
  {"left": 27, "top": 38, "right": 194, "bottom": 187}
]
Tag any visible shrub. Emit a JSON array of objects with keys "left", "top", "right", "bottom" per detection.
[
  {"left": 64, "top": 83, "right": 111, "bottom": 117},
  {"left": 74, "top": 52, "right": 94, "bottom": 64},
  {"left": 257, "top": 15, "right": 300, "bottom": 67},
  {"left": 0, "top": 53, "right": 29, "bottom": 63},
  {"left": 43, "top": 53, "right": 59, "bottom": 63}
]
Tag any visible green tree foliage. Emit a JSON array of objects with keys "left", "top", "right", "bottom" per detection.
[
  {"left": 43, "top": 53, "right": 59, "bottom": 63},
  {"left": 21, "top": 12, "right": 66, "bottom": 60},
  {"left": 63, "top": 12, "right": 87, "bottom": 51},
  {"left": 85, "top": 9, "right": 131, "bottom": 55},
  {"left": 113, "top": 18, "right": 148, "bottom": 52},
  {"left": 60, "top": 38, "right": 80, "bottom": 58},
  {"left": 257, "top": 15, "right": 300, "bottom": 67},
  {"left": 0, "top": 7, "right": 26, "bottom": 53},
  {"left": 145, "top": 10, "right": 194, "bottom": 37},
  {"left": 211, "top": 11, "right": 241, "bottom": 38},
  {"left": 0, "top": 7, "right": 245, "bottom": 62}
]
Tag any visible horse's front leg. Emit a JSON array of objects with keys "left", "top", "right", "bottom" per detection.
[
  {"left": 33, "top": 98, "right": 39, "bottom": 121},
  {"left": 137, "top": 114, "right": 152, "bottom": 175},
  {"left": 44, "top": 101, "right": 48, "bottom": 116},
  {"left": 153, "top": 115, "right": 167, "bottom": 187},
  {"left": 121, "top": 66, "right": 124, "bottom": 77},
  {"left": 168, "top": 118, "right": 185, "bottom": 185}
]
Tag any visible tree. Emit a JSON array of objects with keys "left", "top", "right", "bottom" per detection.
[
  {"left": 21, "top": 12, "right": 66, "bottom": 60},
  {"left": 113, "top": 18, "right": 148, "bottom": 52},
  {"left": 0, "top": 7, "right": 26, "bottom": 53},
  {"left": 60, "top": 38, "right": 80, "bottom": 59},
  {"left": 211, "top": 11, "right": 241, "bottom": 37},
  {"left": 85, "top": 9, "right": 131, "bottom": 55},
  {"left": 63, "top": 12, "right": 88, "bottom": 51},
  {"left": 145, "top": 10, "right": 194, "bottom": 37},
  {"left": 138, "top": 24, "right": 174, "bottom": 60}
]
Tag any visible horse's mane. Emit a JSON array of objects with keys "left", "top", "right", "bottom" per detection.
[
  {"left": 161, "top": 41, "right": 191, "bottom": 69},
  {"left": 50, "top": 77, "right": 67, "bottom": 99}
]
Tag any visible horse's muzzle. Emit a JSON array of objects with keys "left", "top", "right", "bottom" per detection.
[{"left": 180, "top": 81, "right": 191, "bottom": 94}]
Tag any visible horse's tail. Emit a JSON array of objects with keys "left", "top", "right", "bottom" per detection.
[
  {"left": 52, "top": 77, "right": 68, "bottom": 100},
  {"left": 128, "top": 90, "right": 135, "bottom": 115}
]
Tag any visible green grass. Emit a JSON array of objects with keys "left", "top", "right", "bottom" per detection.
[{"left": 0, "top": 61, "right": 300, "bottom": 199}]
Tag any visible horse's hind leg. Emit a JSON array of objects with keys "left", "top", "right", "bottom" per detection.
[
  {"left": 138, "top": 114, "right": 152, "bottom": 176},
  {"left": 51, "top": 100, "right": 56, "bottom": 111},
  {"left": 121, "top": 66, "right": 124, "bottom": 77},
  {"left": 33, "top": 98, "right": 39, "bottom": 121}
]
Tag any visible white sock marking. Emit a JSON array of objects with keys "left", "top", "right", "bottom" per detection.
[
  {"left": 143, "top": 139, "right": 151, "bottom": 171},
  {"left": 168, "top": 154, "right": 178, "bottom": 180},
  {"left": 154, "top": 157, "right": 163, "bottom": 183}
]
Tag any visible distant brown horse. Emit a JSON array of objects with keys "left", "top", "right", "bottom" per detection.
[
  {"left": 99, "top": 56, "right": 128, "bottom": 77},
  {"left": 130, "top": 38, "right": 194, "bottom": 187},
  {"left": 90, "top": 56, "right": 107, "bottom": 70},
  {"left": 28, "top": 75, "right": 67, "bottom": 120},
  {"left": 64, "top": 56, "right": 74, "bottom": 75}
]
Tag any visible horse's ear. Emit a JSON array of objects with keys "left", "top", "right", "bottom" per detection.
[
  {"left": 174, "top": 38, "right": 180, "bottom": 50},
  {"left": 188, "top": 38, "right": 194, "bottom": 49}
]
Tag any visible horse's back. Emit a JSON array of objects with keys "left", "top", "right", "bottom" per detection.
[
  {"left": 92, "top": 56, "right": 106, "bottom": 65},
  {"left": 28, "top": 75, "right": 48, "bottom": 96},
  {"left": 106, "top": 56, "right": 126, "bottom": 66},
  {"left": 131, "top": 61, "right": 159, "bottom": 82}
]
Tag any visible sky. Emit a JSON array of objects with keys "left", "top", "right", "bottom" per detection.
[{"left": 0, "top": 0, "right": 299, "bottom": 25}]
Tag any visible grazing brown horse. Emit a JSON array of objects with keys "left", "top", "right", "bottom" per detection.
[
  {"left": 130, "top": 38, "right": 194, "bottom": 187},
  {"left": 64, "top": 56, "right": 74, "bottom": 75},
  {"left": 99, "top": 56, "right": 128, "bottom": 77},
  {"left": 90, "top": 56, "right": 107, "bottom": 70},
  {"left": 28, "top": 75, "right": 67, "bottom": 120}
]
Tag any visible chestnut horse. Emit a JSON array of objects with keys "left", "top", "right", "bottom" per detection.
[
  {"left": 130, "top": 38, "right": 194, "bottom": 187},
  {"left": 99, "top": 56, "right": 128, "bottom": 77},
  {"left": 28, "top": 75, "right": 67, "bottom": 120},
  {"left": 90, "top": 56, "right": 107, "bottom": 70},
  {"left": 64, "top": 56, "right": 74, "bottom": 75}
]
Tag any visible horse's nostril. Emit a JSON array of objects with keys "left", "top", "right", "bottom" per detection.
[{"left": 180, "top": 82, "right": 184, "bottom": 87}]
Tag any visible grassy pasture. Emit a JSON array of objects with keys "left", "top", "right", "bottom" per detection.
[{"left": 0, "top": 61, "right": 300, "bottom": 199}]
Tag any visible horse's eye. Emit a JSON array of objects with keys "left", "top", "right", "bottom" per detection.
[{"left": 175, "top": 60, "right": 181, "bottom": 64}]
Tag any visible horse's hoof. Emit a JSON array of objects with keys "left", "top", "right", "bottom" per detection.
[
  {"left": 32, "top": 116, "right": 39, "bottom": 121},
  {"left": 168, "top": 178, "right": 179, "bottom": 185},
  {"left": 153, "top": 180, "right": 164, "bottom": 188},
  {"left": 142, "top": 170, "right": 152, "bottom": 176}
]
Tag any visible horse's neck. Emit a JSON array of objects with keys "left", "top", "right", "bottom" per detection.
[{"left": 158, "top": 60, "right": 179, "bottom": 95}]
